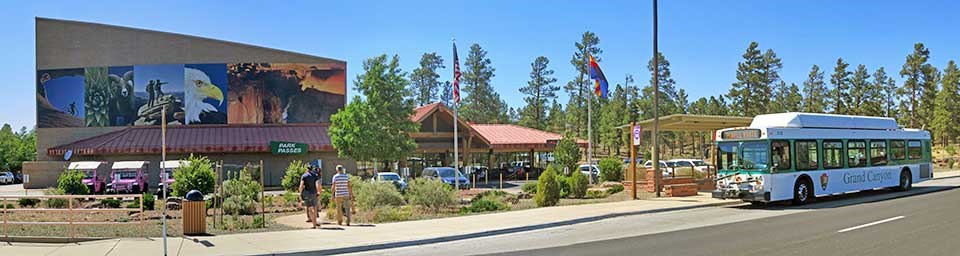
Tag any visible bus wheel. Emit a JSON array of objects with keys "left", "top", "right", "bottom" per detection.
[
  {"left": 792, "top": 178, "right": 813, "bottom": 205},
  {"left": 896, "top": 169, "right": 912, "bottom": 191}
]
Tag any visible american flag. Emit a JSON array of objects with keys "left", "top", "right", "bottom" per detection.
[{"left": 453, "top": 42, "right": 461, "bottom": 104}]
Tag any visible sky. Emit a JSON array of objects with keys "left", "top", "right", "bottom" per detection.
[{"left": 3, "top": 0, "right": 960, "bottom": 130}]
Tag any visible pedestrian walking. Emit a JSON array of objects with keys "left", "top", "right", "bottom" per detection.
[
  {"left": 299, "top": 164, "right": 322, "bottom": 229},
  {"left": 331, "top": 165, "right": 354, "bottom": 226}
]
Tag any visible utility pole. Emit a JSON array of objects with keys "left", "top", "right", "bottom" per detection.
[{"left": 652, "top": 0, "right": 662, "bottom": 197}]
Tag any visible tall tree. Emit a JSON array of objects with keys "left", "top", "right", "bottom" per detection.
[
  {"left": 439, "top": 81, "right": 453, "bottom": 107},
  {"left": 330, "top": 54, "right": 418, "bottom": 163},
  {"left": 933, "top": 61, "right": 960, "bottom": 145},
  {"left": 802, "top": 64, "right": 828, "bottom": 113},
  {"left": 728, "top": 42, "right": 780, "bottom": 116},
  {"left": 460, "top": 43, "right": 508, "bottom": 123},
  {"left": 640, "top": 52, "right": 678, "bottom": 119},
  {"left": 599, "top": 85, "right": 628, "bottom": 155},
  {"left": 518, "top": 56, "right": 559, "bottom": 130},
  {"left": 565, "top": 31, "right": 602, "bottom": 138},
  {"left": 849, "top": 64, "right": 879, "bottom": 116},
  {"left": 546, "top": 99, "right": 565, "bottom": 133},
  {"left": 828, "top": 58, "right": 852, "bottom": 114},
  {"left": 408, "top": 52, "right": 445, "bottom": 106},
  {"left": 872, "top": 67, "right": 897, "bottom": 118},
  {"left": 899, "top": 43, "right": 938, "bottom": 127}
]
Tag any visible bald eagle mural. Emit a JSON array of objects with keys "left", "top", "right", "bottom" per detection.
[{"left": 184, "top": 64, "right": 228, "bottom": 124}]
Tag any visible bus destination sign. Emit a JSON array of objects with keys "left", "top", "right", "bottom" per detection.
[{"left": 721, "top": 129, "right": 761, "bottom": 140}]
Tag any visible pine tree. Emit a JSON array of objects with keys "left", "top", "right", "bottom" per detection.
[
  {"left": 728, "top": 42, "right": 780, "bottom": 116},
  {"left": 802, "top": 65, "right": 828, "bottom": 113},
  {"left": 899, "top": 43, "right": 937, "bottom": 128},
  {"left": 565, "top": 31, "right": 602, "bottom": 138},
  {"left": 771, "top": 81, "right": 789, "bottom": 113},
  {"left": 519, "top": 56, "right": 559, "bottom": 130},
  {"left": 828, "top": 58, "right": 852, "bottom": 114},
  {"left": 439, "top": 81, "right": 453, "bottom": 107},
  {"left": 460, "top": 43, "right": 507, "bottom": 123},
  {"left": 932, "top": 61, "right": 959, "bottom": 145},
  {"left": 409, "top": 53, "right": 445, "bottom": 106},
  {"left": 599, "top": 85, "right": 628, "bottom": 155},
  {"left": 872, "top": 67, "right": 897, "bottom": 118},
  {"left": 640, "top": 52, "right": 678, "bottom": 119},
  {"left": 849, "top": 64, "right": 878, "bottom": 116},
  {"left": 785, "top": 83, "right": 803, "bottom": 112},
  {"left": 547, "top": 99, "right": 565, "bottom": 133}
]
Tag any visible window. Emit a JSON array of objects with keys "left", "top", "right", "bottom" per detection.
[
  {"left": 823, "top": 141, "right": 844, "bottom": 169},
  {"left": 870, "top": 141, "right": 887, "bottom": 166},
  {"left": 795, "top": 140, "right": 819, "bottom": 170},
  {"left": 908, "top": 140, "right": 922, "bottom": 160},
  {"left": 847, "top": 140, "right": 867, "bottom": 168},
  {"left": 718, "top": 142, "right": 739, "bottom": 170},
  {"left": 771, "top": 140, "right": 791, "bottom": 171},
  {"left": 741, "top": 141, "right": 770, "bottom": 170},
  {"left": 890, "top": 140, "right": 906, "bottom": 160}
]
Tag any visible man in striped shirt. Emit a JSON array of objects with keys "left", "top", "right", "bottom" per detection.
[{"left": 331, "top": 165, "right": 354, "bottom": 226}]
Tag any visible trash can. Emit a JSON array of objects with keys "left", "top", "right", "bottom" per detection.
[{"left": 182, "top": 190, "right": 206, "bottom": 235}]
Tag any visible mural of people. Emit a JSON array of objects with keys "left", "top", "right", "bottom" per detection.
[
  {"left": 184, "top": 64, "right": 227, "bottom": 124},
  {"left": 227, "top": 63, "right": 346, "bottom": 124},
  {"left": 36, "top": 69, "right": 85, "bottom": 128},
  {"left": 133, "top": 64, "right": 185, "bottom": 125}
]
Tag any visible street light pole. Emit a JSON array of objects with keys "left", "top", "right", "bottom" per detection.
[{"left": 652, "top": 0, "right": 661, "bottom": 198}]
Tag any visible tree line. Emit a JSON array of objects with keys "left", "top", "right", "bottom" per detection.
[{"left": 0, "top": 124, "right": 36, "bottom": 172}]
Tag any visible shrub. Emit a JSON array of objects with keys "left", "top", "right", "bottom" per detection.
[
  {"left": 367, "top": 206, "right": 414, "bottom": 223},
  {"left": 586, "top": 190, "right": 609, "bottom": 199},
  {"left": 471, "top": 190, "right": 510, "bottom": 203},
  {"left": 18, "top": 198, "right": 39, "bottom": 208},
  {"left": 567, "top": 170, "right": 589, "bottom": 199},
  {"left": 172, "top": 155, "right": 216, "bottom": 197},
  {"left": 127, "top": 193, "right": 156, "bottom": 210},
  {"left": 319, "top": 190, "right": 332, "bottom": 208},
  {"left": 57, "top": 169, "right": 89, "bottom": 195},
  {"left": 3, "top": 204, "right": 13, "bottom": 209},
  {"left": 599, "top": 158, "right": 624, "bottom": 182},
  {"left": 460, "top": 197, "right": 509, "bottom": 214},
  {"left": 282, "top": 192, "right": 300, "bottom": 207},
  {"left": 281, "top": 160, "right": 309, "bottom": 192},
  {"left": 608, "top": 184, "right": 625, "bottom": 194},
  {"left": 534, "top": 165, "right": 561, "bottom": 207},
  {"left": 947, "top": 145, "right": 958, "bottom": 156},
  {"left": 553, "top": 137, "right": 581, "bottom": 174},
  {"left": 43, "top": 189, "right": 70, "bottom": 208},
  {"left": 556, "top": 175, "right": 570, "bottom": 199},
  {"left": 521, "top": 181, "right": 539, "bottom": 194},
  {"left": 406, "top": 178, "right": 457, "bottom": 212},
  {"left": 220, "top": 170, "right": 261, "bottom": 215},
  {"left": 252, "top": 215, "right": 265, "bottom": 228},
  {"left": 100, "top": 198, "right": 122, "bottom": 208},
  {"left": 355, "top": 180, "right": 405, "bottom": 210}
]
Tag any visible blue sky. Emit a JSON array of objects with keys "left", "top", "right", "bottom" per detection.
[{"left": 3, "top": 0, "right": 960, "bottom": 129}]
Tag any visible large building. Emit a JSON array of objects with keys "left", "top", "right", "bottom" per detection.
[{"left": 24, "top": 18, "right": 582, "bottom": 189}]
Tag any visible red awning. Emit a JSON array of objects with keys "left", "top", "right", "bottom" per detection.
[{"left": 48, "top": 124, "right": 334, "bottom": 156}]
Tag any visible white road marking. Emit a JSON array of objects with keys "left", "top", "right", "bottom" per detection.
[{"left": 837, "top": 216, "right": 906, "bottom": 233}]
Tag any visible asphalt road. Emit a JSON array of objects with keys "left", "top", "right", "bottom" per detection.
[{"left": 494, "top": 185, "right": 960, "bottom": 256}]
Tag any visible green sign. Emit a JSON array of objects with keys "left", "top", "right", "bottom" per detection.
[{"left": 270, "top": 141, "right": 308, "bottom": 155}]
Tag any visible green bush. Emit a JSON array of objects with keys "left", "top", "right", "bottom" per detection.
[
  {"left": 460, "top": 197, "right": 510, "bottom": 214},
  {"left": 100, "top": 198, "right": 122, "bottom": 208},
  {"left": 3, "top": 204, "right": 13, "bottom": 209},
  {"left": 406, "top": 178, "right": 458, "bottom": 212},
  {"left": 555, "top": 175, "right": 570, "bottom": 199},
  {"left": 471, "top": 190, "right": 509, "bottom": 203},
  {"left": 252, "top": 215, "right": 265, "bottom": 228},
  {"left": 281, "top": 160, "right": 309, "bottom": 192},
  {"left": 553, "top": 137, "right": 581, "bottom": 174},
  {"left": 947, "top": 145, "right": 958, "bottom": 155},
  {"left": 534, "top": 165, "right": 561, "bottom": 207},
  {"left": 355, "top": 180, "right": 405, "bottom": 210},
  {"left": 172, "top": 155, "right": 216, "bottom": 197},
  {"left": 521, "top": 181, "right": 538, "bottom": 194},
  {"left": 18, "top": 198, "right": 39, "bottom": 208},
  {"left": 368, "top": 206, "right": 414, "bottom": 223},
  {"left": 599, "top": 158, "right": 624, "bottom": 182},
  {"left": 567, "top": 170, "right": 589, "bottom": 199},
  {"left": 220, "top": 170, "right": 262, "bottom": 215},
  {"left": 127, "top": 193, "right": 156, "bottom": 210},
  {"left": 57, "top": 169, "right": 89, "bottom": 195},
  {"left": 608, "top": 184, "right": 625, "bottom": 194},
  {"left": 586, "top": 190, "right": 609, "bottom": 199},
  {"left": 43, "top": 189, "right": 70, "bottom": 208},
  {"left": 319, "top": 190, "right": 332, "bottom": 208}
]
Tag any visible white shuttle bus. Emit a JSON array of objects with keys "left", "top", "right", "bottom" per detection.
[{"left": 712, "top": 113, "right": 932, "bottom": 205}]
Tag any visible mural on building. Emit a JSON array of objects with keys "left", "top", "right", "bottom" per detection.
[
  {"left": 37, "top": 62, "right": 345, "bottom": 127},
  {"left": 227, "top": 63, "right": 346, "bottom": 124},
  {"left": 184, "top": 64, "right": 228, "bottom": 124},
  {"left": 37, "top": 69, "right": 85, "bottom": 128}
]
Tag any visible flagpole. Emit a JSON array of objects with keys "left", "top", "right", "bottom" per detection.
[
  {"left": 453, "top": 37, "right": 460, "bottom": 190},
  {"left": 587, "top": 80, "right": 593, "bottom": 184},
  {"left": 161, "top": 106, "right": 168, "bottom": 256}
]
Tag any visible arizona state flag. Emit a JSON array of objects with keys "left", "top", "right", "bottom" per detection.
[{"left": 589, "top": 55, "right": 608, "bottom": 99}]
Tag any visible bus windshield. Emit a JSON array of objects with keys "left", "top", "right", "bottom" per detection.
[
  {"left": 717, "top": 141, "right": 769, "bottom": 172},
  {"left": 718, "top": 142, "right": 739, "bottom": 171}
]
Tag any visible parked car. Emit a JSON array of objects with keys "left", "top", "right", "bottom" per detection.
[
  {"left": 578, "top": 164, "right": 600, "bottom": 176},
  {"left": 157, "top": 160, "right": 187, "bottom": 195},
  {"left": 463, "top": 165, "right": 488, "bottom": 181},
  {"left": 0, "top": 172, "right": 13, "bottom": 185},
  {"left": 108, "top": 161, "right": 149, "bottom": 193},
  {"left": 669, "top": 158, "right": 712, "bottom": 173},
  {"left": 13, "top": 172, "right": 22, "bottom": 184},
  {"left": 71, "top": 161, "right": 107, "bottom": 194},
  {"left": 642, "top": 160, "right": 674, "bottom": 176},
  {"left": 421, "top": 167, "right": 470, "bottom": 188},
  {"left": 373, "top": 172, "right": 407, "bottom": 191}
]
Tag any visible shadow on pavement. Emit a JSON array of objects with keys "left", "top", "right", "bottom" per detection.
[{"left": 733, "top": 185, "right": 957, "bottom": 211}]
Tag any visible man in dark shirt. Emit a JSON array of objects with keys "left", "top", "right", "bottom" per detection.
[{"left": 299, "top": 165, "right": 322, "bottom": 229}]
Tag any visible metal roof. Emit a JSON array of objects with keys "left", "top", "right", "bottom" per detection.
[
  {"left": 160, "top": 160, "right": 188, "bottom": 169},
  {"left": 68, "top": 161, "right": 103, "bottom": 170},
  {"left": 750, "top": 112, "right": 899, "bottom": 130},
  {"left": 634, "top": 114, "right": 754, "bottom": 132},
  {"left": 112, "top": 161, "right": 148, "bottom": 169}
]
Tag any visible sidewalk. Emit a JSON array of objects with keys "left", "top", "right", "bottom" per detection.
[{"left": 4, "top": 171, "right": 958, "bottom": 256}]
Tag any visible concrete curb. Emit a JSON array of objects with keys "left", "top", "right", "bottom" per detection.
[
  {"left": 0, "top": 236, "right": 104, "bottom": 243},
  {"left": 271, "top": 200, "right": 744, "bottom": 256}
]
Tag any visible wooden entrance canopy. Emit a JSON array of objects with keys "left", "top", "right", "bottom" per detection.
[{"left": 633, "top": 114, "right": 754, "bottom": 132}]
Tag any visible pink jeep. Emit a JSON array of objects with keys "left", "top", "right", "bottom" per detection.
[
  {"left": 108, "top": 161, "right": 150, "bottom": 194},
  {"left": 71, "top": 161, "right": 107, "bottom": 194},
  {"left": 157, "top": 160, "right": 187, "bottom": 195}
]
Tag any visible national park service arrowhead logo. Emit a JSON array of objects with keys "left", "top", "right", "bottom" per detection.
[{"left": 820, "top": 173, "right": 829, "bottom": 190}]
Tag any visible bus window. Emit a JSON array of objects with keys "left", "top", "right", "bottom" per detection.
[
  {"left": 847, "top": 140, "right": 867, "bottom": 168},
  {"left": 771, "top": 140, "right": 791, "bottom": 171},
  {"left": 823, "top": 141, "right": 843, "bottom": 169},
  {"left": 795, "top": 140, "right": 818, "bottom": 170},
  {"left": 890, "top": 140, "right": 906, "bottom": 160},
  {"left": 718, "top": 142, "right": 739, "bottom": 170},
  {"left": 870, "top": 141, "right": 887, "bottom": 166},
  {"left": 741, "top": 141, "right": 770, "bottom": 170},
  {"left": 908, "top": 140, "right": 922, "bottom": 160}
]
